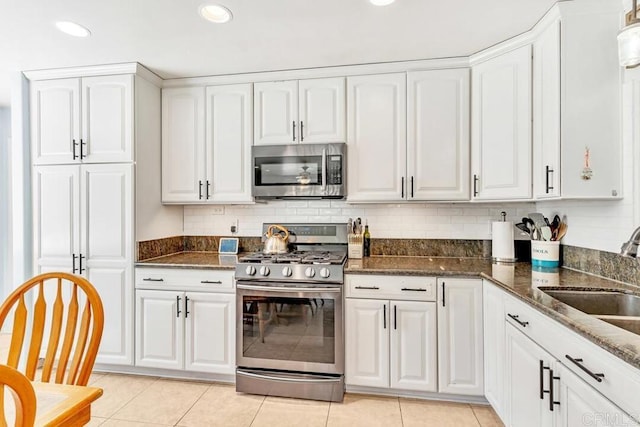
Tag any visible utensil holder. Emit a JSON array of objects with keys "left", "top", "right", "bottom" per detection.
[
  {"left": 531, "top": 240, "right": 560, "bottom": 268},
  {"left": 348, "top": 234, "right": 363, "bottom": 259}
]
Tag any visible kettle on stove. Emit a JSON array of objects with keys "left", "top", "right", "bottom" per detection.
[{"left": 263, "top": 224, "right": 290, "bottom": 254}]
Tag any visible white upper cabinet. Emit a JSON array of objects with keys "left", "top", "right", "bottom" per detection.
[
  {"left": 533, "top": 3, "right": 621, "bottom": 199},
  {"left": 254, "top": 80, "right": 298, "bottom": 145},
  {"left": 162, "top": 84, "right": 252, "bottom": 204},
  {"left": 162, "top": 87, "right": 206, "bottom": 203},
  {"left": 31, "top": 75, "right": 133, "bottom": 165},
  {"left": 31, "top": 79, "right": 80, "bottom": 165},
  {"left": 533, "top": 20, "right": 561, "bottom": 199},
  {"left": 347, "top": 73, "right": 407, "bottom": 202},
  {"left": 407, "top": 69, "right": 470, "bottom": 200},
  {"left": 471, "top": 45, "right": 532, "bottom": 200},
  {"left": 254, "top": 78, "right": 345, "bottom": 145},
  {"left": 81, "top": 75, "right": 134, "bottom": 163},
  {"left": 205, "top": 84, "right": 253, "bottom": 203},
  {"left": 298, "top": 78, "right": 346, "bottom": 143}
]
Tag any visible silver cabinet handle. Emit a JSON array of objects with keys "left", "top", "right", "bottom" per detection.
[
  {"left": 401, "top": 287, "right": 427, "bottom": 292},
  {"left": 201, "top": 280, "right": 223, "bottom": 284},
  {"left": 355, "top": 286, "right": 379, "bottom": 290},
  {"left": 143, "top": 278, "right": 164, "bottom": 282}
]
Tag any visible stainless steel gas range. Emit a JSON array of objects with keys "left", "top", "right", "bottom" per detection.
[{"left": 235, "top": 223, "right": 347, "bottom": 402}]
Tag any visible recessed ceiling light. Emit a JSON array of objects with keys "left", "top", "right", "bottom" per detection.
[
  {"left": 369, "top": 0, "right": 396, "bottom": 6},
  {"left": 55, "top": 21, "right": 91, "bottom": 37},
  {"left": 199, "top": 4, "right": 233, "bottom": 23}
]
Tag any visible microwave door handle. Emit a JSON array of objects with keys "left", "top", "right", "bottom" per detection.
[{"left": 321, "top": 148, "right": 327, "bottom": 192}]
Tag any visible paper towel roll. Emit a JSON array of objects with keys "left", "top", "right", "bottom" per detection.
[{"left": 492, "top": 221, "right": 515, "bottom": 261}]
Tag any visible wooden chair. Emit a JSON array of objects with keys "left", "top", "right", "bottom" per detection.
[
  {"left": 0, "top": 364, "right": 37, "bottom": 427},
  {"left": 0, "top": 273, "right": 104, "bottom": 387}
]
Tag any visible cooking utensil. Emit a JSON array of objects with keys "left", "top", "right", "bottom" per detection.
[
  {"left": 263, "top": 224, "right": 290, "bottom": 254},
  {"left": 540, "top": 226, "right": 552, "bottom": 241},
  {"left": 522, "top": 217, "right": 536, "bottom": 239},
  {"left": 556, "top": 222, "right": 568, "bottom": 241},
  {"left": 528, "top": 213, "right": 548, "bottom": 240}
]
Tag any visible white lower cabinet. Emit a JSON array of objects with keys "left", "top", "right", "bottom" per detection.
[
  {"left": 345, "top": 298, "right": 437, "bottom": 392},
  {"left": 437, "top": 278, "right": 484, "bottom": 396},
  {"left": 505, "top": 322, "right": 554, "bottom": 427},
  {"left": 485, "top": 280, "right": 640, "bottom": 427},
  {"left": 136, "top": 290, "right": 235, "bottom": 374},
  {"left": 345, "top": 275, "right": 438, "bottom": 392}
]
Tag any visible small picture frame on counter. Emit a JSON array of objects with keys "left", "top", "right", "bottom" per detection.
[{"left": 219, "top": 237, "right": 239, "bottom": 254}]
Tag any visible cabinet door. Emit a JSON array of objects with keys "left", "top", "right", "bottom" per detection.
[
  {"left": 161, "top": 87, "right": 206, "bottom": 202},
  {"left": 390, "top": 301, "right": 437, "bottom": 392},
  {"left": 81, "top": 163, "right": 134, "bottom": 365},
  {"left": 407, "top": 69, "right": 470, "bottom": 200},
  {"left": 345, "top": 298, "right": 389, "bottom": 388},
  {"left": 81, "top": 75, "right": 133, "bottom": 163},
  {"left": 556, "top": 364, "right": 638, "bottom": 427},
  {"left": 505, "top": 323, "right": 554, "bottom": 427},
  {"left": 298, "top": 77, "right": 345, "bottom": 143},
  {"left": 347, "top": 73, "right": 406, "bottom": 202},
  {"left": 33, "top": 165, "right": 80, "bottom": 273},
  {"left": 533, "top": 20, "right": 561, "bottom": 199},
  {"left": 184, "top": 292, "right": 235, "bottom": 374},
  {"left": 437, "top": 278, "right": 484, "bottom": 395},
  {"left": 205, "top": 84, "right": 253, "bottom": 203},
  {"left": 254, "top": 80, "right": 298, "bottom": 145},
  {"left": 31, "top": 79, "right": 81, "bottom": 165},
  {"left": 135, "top": 290, "right": 184, "bottom": 370},
  {"left": 471, "top": 45, "right": 532, "bottom": 200},
  {"left": 483, "top": 282, "right": 507, "bottom": 420}
]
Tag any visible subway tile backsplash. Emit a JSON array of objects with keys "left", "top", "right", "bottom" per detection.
[{"left": 183, "top": 201, "right": 536, "bottom": 239}]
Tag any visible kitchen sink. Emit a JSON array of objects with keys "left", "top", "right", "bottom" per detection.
[{"left": 539, "top": 288, "right": 640, "bottom": 335}]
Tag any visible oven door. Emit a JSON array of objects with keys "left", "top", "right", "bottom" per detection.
[{"left": 236, "top": 282, "right": 344, "bottom": 375}]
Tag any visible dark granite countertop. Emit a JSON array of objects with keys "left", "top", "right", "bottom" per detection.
[
  {"left": 136, "top": 252, "right": 238, "bottom": 270},
  {"left": 347, "top": 256, "right": 640, "bottom": 371},
  {"left": 136, "top": 252, "right": 640, "bottom": 370}
]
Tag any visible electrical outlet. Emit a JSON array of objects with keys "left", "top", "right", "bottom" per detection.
[
  {"left": 210, "top": 206, "right": 224, "bottom": 215},
  {"left": 230, "top": 219, "right": 238, "bottom": 234}
]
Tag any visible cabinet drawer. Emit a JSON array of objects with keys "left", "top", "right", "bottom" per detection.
[
  {"left": 345, "top": 274, "right": 436, "bottom": 301},
  {"left": 503, "top": 290, "right": 640, "bottom": 421},
  {"left": 135, "top": 267, "right": 234, "bottom": 292}
]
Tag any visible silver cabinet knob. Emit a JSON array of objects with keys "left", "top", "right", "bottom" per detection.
[
  {"left": 305, "top": 267, "right": 316, "bottom": 278},
  {"left": 245, "top": 265, "right": 256, "bottom": 276},
  {"left": 282, "top": 266, "right": 293, "bottom": 277},
  {"left": 259, "top": 266, "right": 270, "bottom": 276},
  {"left": 319, "top": 267, "right": 330, "bottom": 278}
]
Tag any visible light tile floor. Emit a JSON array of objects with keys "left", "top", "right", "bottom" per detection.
[
  {"left": 84, "top": 372, "right": 503, "bottom": 427},
  {"left": 0, "top": 334, "right": 503, "bottom": 426}
]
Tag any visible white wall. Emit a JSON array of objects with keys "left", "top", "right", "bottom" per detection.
[
  {"left": 184, "top": 201, "right": 535, "bottom": 239},
  {"left": 0, "top": 107, "right": 10, "bottom": 298}
]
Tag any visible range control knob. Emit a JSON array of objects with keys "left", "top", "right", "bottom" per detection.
[
  {"left": 245, "top": 265, "right": 256, "bottom": 276},
  {"left": 319, "top": 267, "right": 330, "bottom": 279},
  {"left": 259, "top": 266, "right": 271, "bottom": 276},
  {"left": 282, "top": 266, "right": 293, "bottom": 277},
  {"left": 305, "top": 267, "right": 316, "bottom": 278}
]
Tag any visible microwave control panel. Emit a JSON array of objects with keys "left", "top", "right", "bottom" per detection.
[{"left": 327, "top": 155, "right": 343, "bottom": 185}]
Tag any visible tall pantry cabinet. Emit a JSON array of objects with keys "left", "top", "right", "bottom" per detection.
[{"left": 27, "top": 63, "right": 183, "bottom": 366}]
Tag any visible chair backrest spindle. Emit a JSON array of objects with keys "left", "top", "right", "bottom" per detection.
[{"left": 0, "top": 273, "right": 104, "bottom": 386}]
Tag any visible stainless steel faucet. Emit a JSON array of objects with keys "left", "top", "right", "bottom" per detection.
[{"left": 621, "top": 226, "right": 640, "bottom": 257}]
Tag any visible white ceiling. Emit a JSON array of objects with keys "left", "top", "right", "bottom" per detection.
[{"left": 0, "top": 0, "right": 561, "bottom": 106}]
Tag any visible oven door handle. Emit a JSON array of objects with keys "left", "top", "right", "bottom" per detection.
[
  {"left": 237, "top": 284, "right": 341, "bottom": 293},
  {"left": 236, "top": 370, "right": 341, "bottom": 383}
]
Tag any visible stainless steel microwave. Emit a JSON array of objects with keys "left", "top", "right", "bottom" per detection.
[{"left": 252, "top": 143, "right": 346, "bottom": 199}]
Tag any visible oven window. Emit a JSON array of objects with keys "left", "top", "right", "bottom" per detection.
[
  {"left": 255, "top": 156, "right": 322, "bottom": 186},
  {"left": 241, "top": 295, "right": 335, "bottom": 364}
]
